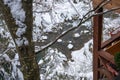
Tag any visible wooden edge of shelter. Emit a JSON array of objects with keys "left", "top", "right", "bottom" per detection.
[{"left": 93, "top": 0, "right": 120, "bottom": 80}]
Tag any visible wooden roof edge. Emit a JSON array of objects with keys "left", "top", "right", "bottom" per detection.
[{"left": 93, "top": 0, "right": 120, "bottom": 13}]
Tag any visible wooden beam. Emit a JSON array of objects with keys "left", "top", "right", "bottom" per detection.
[
  {"left": 105, "top": 40, "right": 120, "bottom": 55},
  {"left": 101, "top": 32, "right": 120, "bottom": 49},
  {"left": 93, "top": 8, "right": 103, "bottom": 80},
  {"left": 93, "top": 0, "right": 120, "bottom": 13},
  {"left": 98, "top": 50, "right": 114, "bottom": 64}
]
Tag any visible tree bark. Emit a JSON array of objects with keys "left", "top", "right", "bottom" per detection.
[{"left": 0, "top": 0, "right": 40, "bottom": 80}]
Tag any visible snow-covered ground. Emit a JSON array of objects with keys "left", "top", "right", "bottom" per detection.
[{"left": 39, "top": 40, "right": 93, "bottom": 80}]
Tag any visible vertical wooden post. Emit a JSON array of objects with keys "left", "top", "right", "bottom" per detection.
[{"left": 93, "top": 8, "right": 103, "bottom": 80}]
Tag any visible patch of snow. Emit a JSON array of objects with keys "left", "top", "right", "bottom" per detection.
[
  {"left": 72, "top": 20, "right": 80, "bottom": 27},
  {"left": 8, "top": 40, "right": 15, "bottom": 48},
  {"left": 68, "top": 40, "right": 72, "bottom": 43},
  {"left": 3, "top": 0, "right": 26, "bottom": 30},
  {"left": 42, "top": 35, "right": 48, "bottom": 40},
  {"left": 17, "top": 69, "right": 24, "bottom": 80},
  {"left": 69, "top": 39, "right": 93, "bottom": 79},
  {"left": 74, "top": 33, "right": 80, "bottom": 37},
  {"left": 2, "top": 54, "right": 11, "bottom": 61},
  {"left": 38, "top": 60, "right": 44, "bottom": 65},
  {"left": 0, "top": 27, "right": 10, "bottom": 38},
  {"left": 49, "top": 49, "right": 55, "bottom": 53},
  {"left": 15, "top": 37, "right": 28, "bottom": 47},
  {"left": 67, "top": 43, "right": 74, "bottom": 49},
  {"left": 41, "top": 13, "right": 52, "bottom": 25},
  {"left": 16, "top": 26, "right": 27, "bottom": 37},
  {"left": 14, "top": 54, "right": 19, "bottom": 60},
  {"left": 34, "top": 14, "right": 42, "bottom": 26},
  {"left": 12, "top": 53, "right": 23, "bottom": 80},
  {"left": 57, "top": 39, "right": 62, "bottom": 42},
  {"left": 4, "top": 0, "right": 25, "bottom": 22},
  {"left": 84, "top": 30, "right": 89, "bottom": 33}
]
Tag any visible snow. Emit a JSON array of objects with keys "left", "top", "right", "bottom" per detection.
[
  {"left": 57, "top": 39, "right": 62, "bottom": 42},
  {"left": 1, "top": 54, "right": 11, "bottom": 61},
  {"left": 39, "top": 40, "right": 93, "bottom": 80},
  {"left": 83, "top": 30, "right": 89, "bottom": 33},
  {"left": 17, "top": 69, "right": 24, "bottom": 80},
  {"left": 41, "top": 13, "right": 52, "bottom": 25},
  {"left": 3, "top": 0, "right": 28, "bottom": 47},
  {"left": 12, "top": 54, "right": 23, "bottom": 80},
  {"left": 4, "top": 0, "right": 25, "bottom": 22},
  {"left": 72, "top": 20, "right": 80, "bottom": 27},
  {"left": 72, "top": 40, "right": 92, "bottom": 61},
  {"left": 33, "top": 0, "right": 91, "bottom": 33},
  {"left": 70, "top": 40, "right": 93, "bottom": 79},
  {"left": 16, "top": 26, "right": 27, "bottom": 37},
  {"left": 41, "top": 35, "right": 48, "bottom": 40},
  {"left": 103, "top": 17, "right": 120, "bottom": 41},
  {"left": 67, "top": 43, "right": 74, "bottom": 49},
  {"left": 38, "top": 60, "right": 44, "bottom": 65},
  {"left": 74, "top": 33, "right": 80, "bottom": 37},
  {"left": 68, "top": 40, "right": 72, "bottom": 43},
  {"left": 49, "top": 49, "right": 55, "bottom": 53},
  {"left": 15, "top": 37, "right": 28, "bottom": 47},
  {"left": 0, "top": 27, "right": 10, "bottom": 38}
]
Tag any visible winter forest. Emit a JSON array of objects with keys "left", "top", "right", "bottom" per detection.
[{"left": 0, "top": 0, "right": 120, "bottom": 80}]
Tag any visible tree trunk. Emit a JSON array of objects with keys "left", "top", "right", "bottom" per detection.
[{"left": 0, "top": 0, "right": 40, "bottom": 80}]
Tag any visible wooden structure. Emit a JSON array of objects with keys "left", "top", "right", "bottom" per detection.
[
  {"left": 93, "top": 0, "right": 120, "bottom": 80},
  {"left": 93, "top": 0, "right": 120, "bottom": 13}
]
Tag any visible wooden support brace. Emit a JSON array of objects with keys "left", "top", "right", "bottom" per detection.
[{"left": 93, "top": 7, "right": 103, "bottom": 80}]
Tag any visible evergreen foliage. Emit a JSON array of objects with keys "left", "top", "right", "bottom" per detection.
[{"left": 114, "top": 52, "right": 120, "bottom": 70}]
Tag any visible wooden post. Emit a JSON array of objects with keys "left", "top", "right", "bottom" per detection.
[{"left": 93, "top": 7, "right": 103, "bottom": 80}]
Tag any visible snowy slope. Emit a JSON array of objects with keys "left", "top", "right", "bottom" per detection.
[{"left": 39, "top": 40, "right": 93, "bottom": 80}]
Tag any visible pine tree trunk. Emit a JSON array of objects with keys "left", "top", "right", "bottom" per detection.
[{"left": 0, "top": 0, "right": 40, "bottom": 80}]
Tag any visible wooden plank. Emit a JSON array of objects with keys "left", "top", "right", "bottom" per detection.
[
  {"left": 93, "top": 8, "right": 103, "bottom": 80},
  {"left": 93, "top": 0, "right": 120, "bottom": 13},
  {"left": 98, "top": 50, "right": 114, "bottom": 64},
  {"left": 101, "top": 32, "right": 120, "bottom": 49},
  {"left": 105, "top": 40, "right": 120, "bottom": 55}
]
